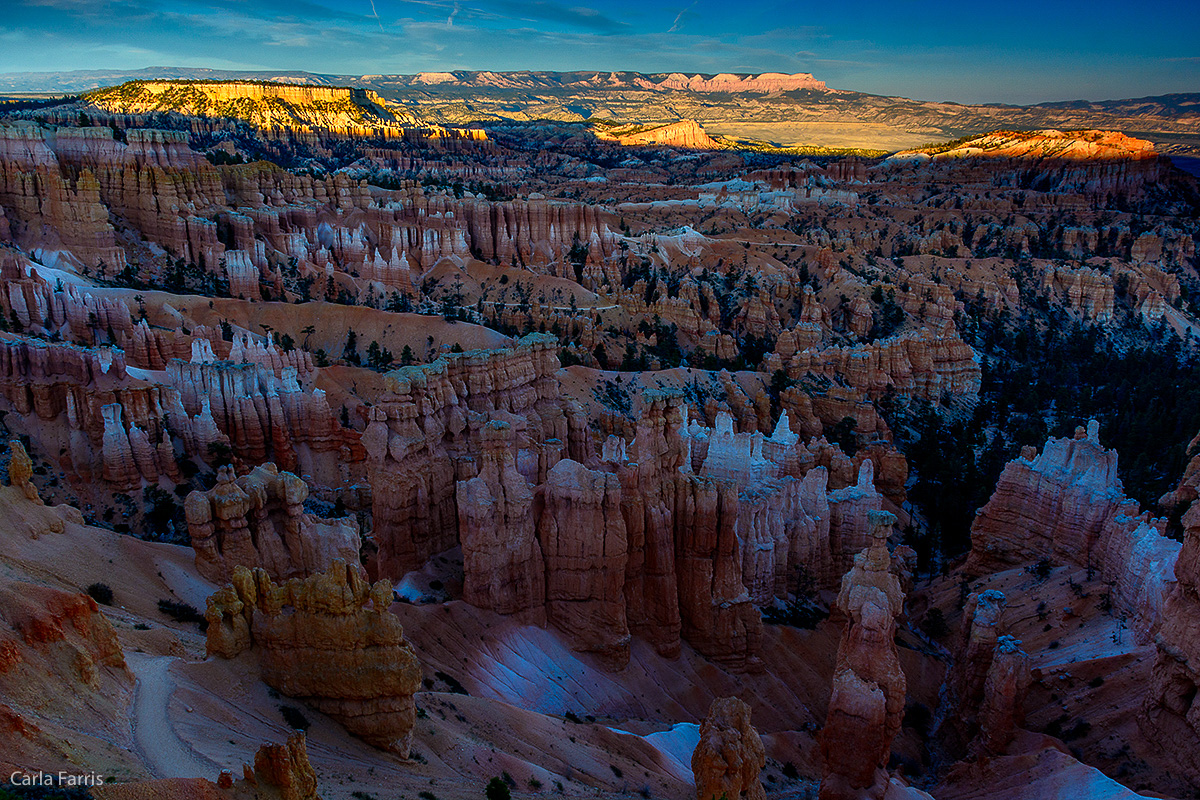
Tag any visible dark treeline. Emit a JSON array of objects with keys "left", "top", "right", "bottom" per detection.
[{"left": 889, "top": 304, "right": 1200, "bottom": 573}]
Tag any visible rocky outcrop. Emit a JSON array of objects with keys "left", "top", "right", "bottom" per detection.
[
  {"left": 827, "top": 460, "right": 885, "bottom": 580},
  {"left": 186, "top": 464, "right": 361, "bottom": 583},
  {"left": 601, "top": 120, "right": 720, "bottom": 150},
  {"left": 366, "top": 334, "right": 586, "bottom": 577},
  {"left": 974, "top": 635, "right": 1029, "bottom": 758},
  {"left": 167, "top": 359, "right": 358, "bottom": 477},
  {"left": 205, "top": 561, "right": 422, "bottom": 754},
  {"left": 0, "top": 579, "right": 131, "bottom": 715},
  {"left": 220, "top": 733, "right": 323, "bottom": 800},
  {"left": 457, "top": 421, "right": 547, "bottom": 621},
  {"left": 938, "top": 590, "right": 1029, "bottom": 759},
  {"left": 1141, "top": 494, "right": 1200, "bottom": 790},
  {"left": 820, "top": 510, "right": 906, "bottom": 800},
  {"left": 6, "top": 438, "right": 39, "bottom": 503},
  {"left": 691, "top": 696, "right": 766, "bottom": 800},
  {"left": 966, "top": 422, "right": 1179, "bottom": 641},
  {"left": 777, "top": 328, "right": 981, "bottom": 400},
  {"left": 536, "top": 458, "right": 630, "bottom": 668},
  {"left": 366, "top": 337, "right": 905, "bottom": 671}
]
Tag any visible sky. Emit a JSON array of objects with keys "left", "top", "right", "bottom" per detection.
[{"left": 0, "top": 0, "right": 1197, "bottom": 104}]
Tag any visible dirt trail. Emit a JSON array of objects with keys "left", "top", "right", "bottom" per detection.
[{"left": 126, "top": 652, "right": 216, "bottom": 779}]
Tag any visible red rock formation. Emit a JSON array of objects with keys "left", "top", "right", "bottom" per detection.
[
  {"left": 167, "top": 359, "right": 358, "bottom": 476},
  {"left": 1141, "top": 476, "right": 1200, "bottom": 790},
  {"left": 691, "top": 696, "right": 766, "bottom": 800},
  {"left": 966, "top": 421, "right": 1179, "bottom": 640},
  {"left": 225, "top": 733, "right": 323, "bottom": 800},
  {"left": 457, "top": 420, "right": 547, "bottom": 621},
  {"left": 603, "top": 120, "right": 720, "bottom": 150},
  {"left": 827, "top": 460, "right": 885, "bottom": 580},
  {"left": 820, "top": 510, "right": 906, "bottom": 800},
  {"left": 0, "top": 579, "right": 131, "bottom": 713},
  {"left": 537, "top": 458, "right": 630, "bottom": 668},
  {"left": 365, "top": 333, "right": 585, "bottom": 578},
  {"left": 186, "top": 463, "right": 361, "bottom": 583},
  {"left": 205, "top": 560, "right": 422, "bottom": 755},
  {"left": 973, "top": 635, "right": 1029, "bottom": 758},
  {"left": 779, "top": 327, "right": 981, "bottom": 400},
  {"left": 673, "top": 473, "right": 764, "bottom": 672},
  {"left": 938, "top": 590, "right": 1029, "bottom": 759},
  {"left": 615, "top": 391, "right": 687, "bottom": 658},
  {"left": 652, "top": 72, "right": 828, "bottom": 93},
  {"left": 6, "top": 438, "right": 40, "bottom": 503}
]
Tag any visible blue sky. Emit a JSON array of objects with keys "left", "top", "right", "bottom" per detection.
[{"left": 0, "top": 0, "right": 1196, "bottom": 103}]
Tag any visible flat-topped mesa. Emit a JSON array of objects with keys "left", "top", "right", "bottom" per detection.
[
  {"left": 186, "top": 463, "right": 361, "bottom": 584},
  {"left": 651, "top": 72, "right": 828, "bottom": 93},
  {"left": 919, "top": 129, "right": 1158, "bottom": 163},
  {"left": 691, "top": 697, "right": 766, "bottom": 800},
  {"left": 83, "top": 81, "right": 418, "bottom": 131},
  {"left": 820, "top": 510, "right": 907, "bottom": 800},
  {"left": 1141, "top": 456, "right": 1200, "bottom": 790},
  {"left": 597, "top": 120, "right": 720, "bottom": 150},
  {"left": 884, "top": 130, "right": 1167, "bottom": 195},
  {"left": 205, "top": 560, "right": 422, "bottom": 755},
  {"left": 965, "top": 421, "right": 1179, "bottom": 641}
]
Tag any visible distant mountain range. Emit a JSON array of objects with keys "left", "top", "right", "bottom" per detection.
[
  {"left": 3, "top": 67, "right": 1198, "bottom": 156},
  {"left": 0, "top": 67, "right": 833, "bottom": 95}
]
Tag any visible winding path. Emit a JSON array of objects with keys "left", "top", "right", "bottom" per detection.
[{"left": 126, "top": 652, "right": 215, "bottom": 779}]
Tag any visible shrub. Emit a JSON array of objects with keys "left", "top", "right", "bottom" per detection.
[
  {"left": 87, "top": 583, "right": 114, "bottom": 605},
  {"left": 920, "top": 608, "right": 949, "bottom": 638},
  {"left": 157, "top": 599, "right": 207, "bottom": 631},
  {"left": 278, "top": 704, "right": 310, "bottom": 731},
  {"left": 762, "top": 597, "right": 826, "bottom": 630},
  {"left": 485, "top": 778, "right": 511, "bottom": 800},
  {"left": 434, "top": 670, "right": 469, "bottom": 695}
]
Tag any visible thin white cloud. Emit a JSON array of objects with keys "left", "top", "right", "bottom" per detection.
[
  {"left": 368, "top": 0, "right": 385, "bottom": 32},
  {"left": 667, "top": 1, "right": 697, "bottom": 33}
]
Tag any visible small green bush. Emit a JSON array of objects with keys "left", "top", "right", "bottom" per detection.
[{"left": 485, "top": 778, "right": 511, "bottom": 800}]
